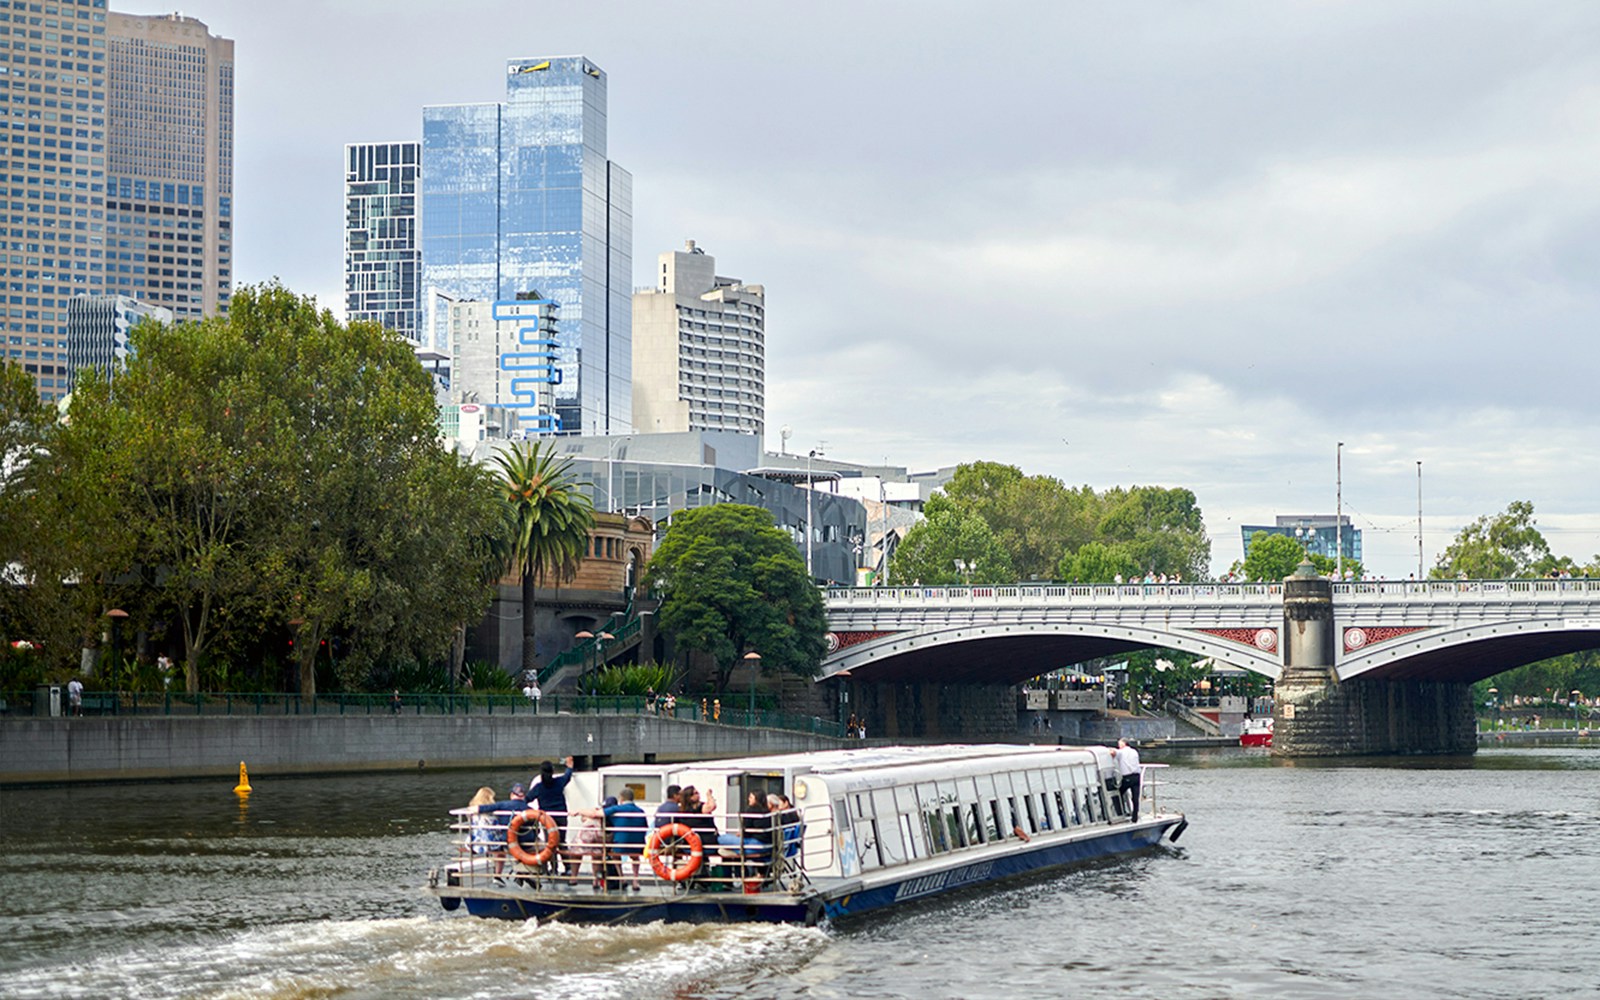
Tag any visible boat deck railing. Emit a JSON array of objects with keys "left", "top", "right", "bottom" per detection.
[{"left": 447, "top": 806, "right": 821, "bottom": 897}]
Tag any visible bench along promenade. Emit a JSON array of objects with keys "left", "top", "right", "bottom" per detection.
[
  {"left": 0, "top": 697, "right": 848, "bottom": 786},
  {"left": 821, "top": 572, "right": 1600, "bottom": 756}
]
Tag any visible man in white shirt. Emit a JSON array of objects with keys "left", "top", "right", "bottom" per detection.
[
  {"left": 1111, "top": 738, "right": 1142, "bottom": 822},
  {"left": 67, "top": 677, "right": 84, "bottom": 717}
]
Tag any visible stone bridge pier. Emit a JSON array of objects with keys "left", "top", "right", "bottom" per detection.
[{"left": 1273, "top": 563, "right": 1475, "bottom": 757}]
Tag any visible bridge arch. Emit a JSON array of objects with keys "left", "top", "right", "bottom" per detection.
[
  {"left": 821, "top": 622, "right": 1282, "bottom": 685},
  {"left": 1339, "top": 621, "right": 1600, "bottom": 684}
]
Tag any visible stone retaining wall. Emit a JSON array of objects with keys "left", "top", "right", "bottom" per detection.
[{"left": 0, "top": 715, "right": 848, "bottom": 786}]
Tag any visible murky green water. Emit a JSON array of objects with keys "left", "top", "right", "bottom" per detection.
[{"left": 1, "top": 746, "right": 1596, "bottom": 999}]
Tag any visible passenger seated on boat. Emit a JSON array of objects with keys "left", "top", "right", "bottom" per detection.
[
  {"left": 474, "top": 783, "right": 534, "bottom": 878},
  {"left": 775, "top": 793, "right": 803, "bottom": 860},
  {"left": 653, "top": 784, "right": 682, "bottom": 829},
  {"left": 464, "top": 786, "right": 501, "bottom": 870},
  {"left": 718, "top": 791, "right": 776, "bottom": 881}
]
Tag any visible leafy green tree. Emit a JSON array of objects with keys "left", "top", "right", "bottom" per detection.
[
  {"left": 1432, "top": 500, "right": 1551, "bottom": 579},
  {"left": 1056, "top": 540, "right": 1140, "bottom": 583},
  {"left": 62, "top": 320, "right": 268, "bottom": 692},
  {"left": 648, "top": 504, "right": 826, "bottom": 692},
  {"left": 889, "top": 495, "right": 1015, "bottom": 585},
  {"left": 1096, "top": 485, "right": 1211, "bottom": 580},
  {"left": 0, "top": 361, "right": 102, "bottom": 672},
  {"left": 1236, "top": 531, "right": 1307, "bottom": 582},
  {"left": 43, "top": 284, "right": 504, "bottom": 695},
  {"left": 493, "top": 440, "right": 596, "bottom": 679}
]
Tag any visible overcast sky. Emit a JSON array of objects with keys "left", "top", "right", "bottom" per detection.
[{"left": 165, "top": 1, "right": 1600, "bottom": 578}]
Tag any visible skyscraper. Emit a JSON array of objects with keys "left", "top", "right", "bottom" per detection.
[
  {"left": 632, "top": 241, "right": 765, "bottom": 437},
  {"left": 0, "top": 0, "right": 108, "bottom": 402},
  {"left": 344, "top": 140, "right": 421, "bottom": 343},
  {"left": 104, "top": 12, "right": 233, "bottom": 321},
  {"left": 422, "top": 55, "right": 632, "bottom": 435},
  {"left": 0, "top": 5, "right": 232, "bottom": 403},
  {"left": 64, "top": 292, "right": 170, "bottom": 391}
]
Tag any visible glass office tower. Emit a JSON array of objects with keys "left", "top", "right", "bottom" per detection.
[{"left": 422, "top": 56, "right": 632, "bottom": 435}]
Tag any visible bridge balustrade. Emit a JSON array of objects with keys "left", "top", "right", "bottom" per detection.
[
  {"left": 825, "top": 583, "right": 1285, "bottom": 606},
  {"left": 1333, "top": 578, "right": 1600, "bottom": 601}
]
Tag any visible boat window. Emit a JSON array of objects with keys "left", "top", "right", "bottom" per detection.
[
  {"left": 872, "top": 788, "right": 907, "bottom": 865},
  {"left": 1022, "top": 794, "right": 1039, "bottom": 835},
  {"left": 851, "top": 795, "right": 883, "bottom": 870},
  {"left": 897, "top": 785, "right": 927, "bottom": 858},
  {"left": 965, "top": 803, "right": 985, "bottom": 845},
  {"left": 921, "top": 784, "right": 949, "bottom": 854},
  {"left": 1037, "top": 792, "right": 1054, "bottom": 831},
  {"left": 1053, "top": 790, "right": 1069, "bottom": 828},
  {"left": 987, "top": 799, "right": 1005, "bottom": 841},
  {"left": 937, "top": 781, "right": 967, "bottom": 849}
]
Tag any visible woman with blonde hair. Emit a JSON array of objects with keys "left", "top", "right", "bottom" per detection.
[{"left": 465, "top": 786, "right": 502, "bottom": 875}]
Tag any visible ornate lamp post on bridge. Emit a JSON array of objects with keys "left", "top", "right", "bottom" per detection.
[
  {"left": 1573, "top": 690, "right": 1582, "bottom": 730},
  {"left": 1488, "top": 687, "right": 1499, "bottom": 731}
]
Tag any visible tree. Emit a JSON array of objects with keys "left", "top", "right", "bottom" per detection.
[
  {"left": 1057, "top": 540, "right": 1140, "bottom": 583},
  {"left": 1236, "top": 532, "right": 1307, "bottom": 582},
  {"left": 648, "top": 504, "right": 827, "bottom": 692},
  {"left": 62, "top": 320, "right": 268, "bottom": 692},
  {"left": 493, "top": 440, "right": 595, "bottom": 680},
  {"left": 1432, "top": 501, "right": 1551, "bottom": 579},
  {"left": 889, "top": 495, "right": 1015, "bottom": 585},
  {"left": 42, "top": 284, "right": 504, "bottom": 695},
  {"left": 1096, "top": 486, "right": 1212, "bottom": 581}
]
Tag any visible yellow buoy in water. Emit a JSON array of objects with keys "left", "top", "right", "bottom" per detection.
[{"left": 233, "top": 761, "right": 252, "bottom": 796}]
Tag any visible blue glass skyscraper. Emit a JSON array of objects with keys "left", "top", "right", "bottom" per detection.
[{"left": 422, "top": 56, "right": 632, "bottom": 435}]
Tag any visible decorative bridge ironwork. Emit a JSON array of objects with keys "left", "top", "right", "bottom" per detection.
[{"left": 820, "top": 579, "right": 1600, "bottom": 686}]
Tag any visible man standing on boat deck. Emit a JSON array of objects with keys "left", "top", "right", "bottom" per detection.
[
  {"left": 1111, "top": 739, "right": 1142, "bottom": 822},
  {"left": 529, "top": 756, "right": 577, "bottom": 873}
]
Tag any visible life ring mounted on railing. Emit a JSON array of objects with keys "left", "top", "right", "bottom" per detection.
[
  {"left": 645, "top": 822, "right": 704, "bottom": 882},
  {"left": 506, "top": 808, "right": 560, "bottom": 867}
]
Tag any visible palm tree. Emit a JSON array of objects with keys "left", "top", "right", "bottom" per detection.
[{"left": 493, "top": 440, "right": 595, "bottom": 680}]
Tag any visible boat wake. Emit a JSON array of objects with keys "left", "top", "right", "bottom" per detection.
[{"left": 0, "top": 915, "right": 829, "bottom": 1000}]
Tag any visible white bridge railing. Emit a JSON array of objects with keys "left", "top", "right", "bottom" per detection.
[{"left": 824, "top": 579, "right": 1600, "bottom": 609}]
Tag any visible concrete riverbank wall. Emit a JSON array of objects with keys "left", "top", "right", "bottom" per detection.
[{"left": 0, "top": 715, "right": 850, "bottom": 786}]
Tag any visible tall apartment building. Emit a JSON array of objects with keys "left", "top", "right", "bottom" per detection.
[
  {"left": 63, "top": 291, "right": 169, "bottom": 390},
  {"left": 632, "top": 241, "right": 764, "bottom": 437},
  {"left": 421, "top": 55, "right": 632, "bottom": 436},
  {"left": 104, "top": 12, "right": 232, "bottom": 321},
  {"left": 447, "top": 293, "right": 561, "bottom": 435},
  {"left": 0, "top": 4, "right": 231, "bottom": 402},
  {"left": 0, "top": 0, "right": 108, "bottom": 402},
  {"left": 344, "top": 140, "right": 420, "bottom": 343}
]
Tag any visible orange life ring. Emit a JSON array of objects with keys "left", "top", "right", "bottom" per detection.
[
  {"left": 506, "top": 808, "right": 560, "bottom": 867},
  {"left": 645, "top": 822, "right": 704, "bottom": 882}
]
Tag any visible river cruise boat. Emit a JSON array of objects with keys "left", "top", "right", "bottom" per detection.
[
  {"left": 1239, "top": 717, "right": 1273, "bottom": 748},
  {"left": 426, "top": 744, "right": 1187, "bottom": 925}
]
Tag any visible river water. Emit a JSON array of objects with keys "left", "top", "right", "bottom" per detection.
[{"left": 1, "top": 746, "right": 1597, "bottom": 1000}]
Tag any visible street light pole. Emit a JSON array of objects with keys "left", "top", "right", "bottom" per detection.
[
  {"left": 805, "top": 449, "right": 816, "bottom": 580},
  {"left": 744, "top": 650, "right": 762, "bottom": 723},
  {"left": 1417, "top": 460, "right": 1424, "bottom": 582},
  {"left": 1573, "top": 689, "right": 1582, "bottom": 730},
  {"left": 1336, "top": 441, "right": 1344, "bottom": 581}
]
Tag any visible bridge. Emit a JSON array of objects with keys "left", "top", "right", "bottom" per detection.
[{"left": 820, "top": 577, "right": 1600, "bottom": 755}]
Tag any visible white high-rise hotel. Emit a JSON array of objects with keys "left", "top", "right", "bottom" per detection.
[{"left": 631, "top": 241, "right": 764, "bottom": 437}]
